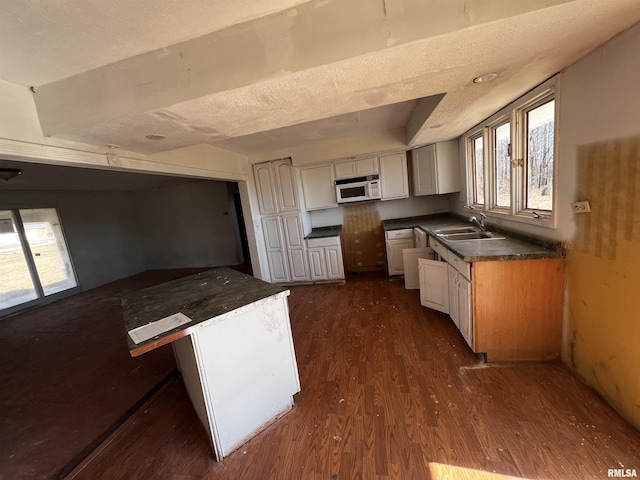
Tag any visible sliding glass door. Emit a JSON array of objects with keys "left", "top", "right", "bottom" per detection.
[{"left": 0, "top": 208, "right": 77, "bottom": 312}]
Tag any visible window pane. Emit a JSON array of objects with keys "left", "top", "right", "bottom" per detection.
[
  {"left": 0, "top": 211, "right": 38, "bottom": 309},
  {"left": 494, "top": 122, "right": 511, "bottom": 208},
  {"left": 20, "top": 209, "right": 77, "bottom": 296},
  {"left": 526, "top": 100, "right": 555, "bottom": 211},
  {"left": 473, "top": 136, "right": 484, "bottom": 205}
]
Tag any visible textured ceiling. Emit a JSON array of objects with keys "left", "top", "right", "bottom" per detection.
[{"left": 2, "top": 0, "right": 640, "bottom": 160}]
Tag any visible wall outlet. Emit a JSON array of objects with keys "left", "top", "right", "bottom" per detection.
[{"left": 571, "top": 200, "right": 591, "bottom": 213}]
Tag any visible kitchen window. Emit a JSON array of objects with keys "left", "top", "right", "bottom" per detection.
[
  {"left": 464, "top": 77, "right": 558, "bottom": 227},
  {"left": 0, "top": 208, "right": 77, "bottom": 313}
]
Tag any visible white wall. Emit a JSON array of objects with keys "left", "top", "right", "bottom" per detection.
[
  {"left": 135, "top": 181, "right": 240, "bottom": 269},
  {"left": 309, "top": 194, "right": 450, "bottom": 227}
]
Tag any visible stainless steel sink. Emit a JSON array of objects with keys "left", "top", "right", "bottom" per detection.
[
  {"left": 440, "top": 231, "right": 505, "bottom": 241},
  {"left": 434, "top": 226, "right": 481, "bottom": 235}
]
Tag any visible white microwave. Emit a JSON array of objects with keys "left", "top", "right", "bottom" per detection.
[{"left": 335, "top": 175, "right": 381, "bottom": 204}]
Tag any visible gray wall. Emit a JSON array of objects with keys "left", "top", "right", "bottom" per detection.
[
  {"left": 135, "top": 181, "right": 240, "bottom": 269},
  {"left": 0, "top": 180, "right": 240, "bottom": 293}
]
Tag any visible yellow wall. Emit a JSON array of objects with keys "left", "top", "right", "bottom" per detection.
[{"left": 565, "top": 137, "right": 640, "bottom": 430}]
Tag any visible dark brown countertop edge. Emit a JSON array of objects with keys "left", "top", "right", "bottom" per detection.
[{"left": 122, "top": 268, "right": 289, "bottom": 356}]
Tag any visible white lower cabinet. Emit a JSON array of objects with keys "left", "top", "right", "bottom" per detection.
[
  {"left": 419, "top": 242, "right": 474, "bottom": 349},
  {"left": 385, "top": 228, "right": 414, "bottom": 276},
  {"left": 306, "top": 236, "right": 344, "bottom": 282},
  {"left": 418, "top": 258, "right": 449, "bottom": 313},
  {"left": 403, "top": 247, "right": 434, "bottom": 289},
  {"left": 457, "top": 275, "right": 472, "bottom": 347},
  {"left": 447, "top": 264, "right": 459, "bottom": 328}
]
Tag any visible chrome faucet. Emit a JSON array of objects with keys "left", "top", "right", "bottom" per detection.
[{"left": 469, "top": 212, "right": 487, "bottom": 231}]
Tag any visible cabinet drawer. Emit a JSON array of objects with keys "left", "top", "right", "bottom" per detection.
[
  {"left": 429, "top": 236, "right": 447, "bottom": 259},
  {"left": 307, "top": 236, "right": 341, "bottom": 248},
  {"left": 447, "top": 251, "right": 471, "bottom": 281},
  {"left": 385, "top": 228, "right": 413, "bottom": 240}
]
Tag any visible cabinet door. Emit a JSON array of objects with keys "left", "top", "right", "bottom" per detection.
[
  {"left": 261, "top": 217, "right": 289, "bottom": 283},
  {"left": 325, "top": 245, "right": 345, "bottom": 280},
  {"left": 281, "top": 214, "right": 304, "bottom": 248},
  {"left": 448, "top": 264, "right": 460, "bottom": 328},
  {"left": 300, "top": 165, "right": 337, "bottom": 210},
  {"left": 273, "top": 159, "right": 299, "bottom": 212},
  {"left": 355, "top": 157, "right": 379, "bottom": 176},
  {"left": 402, "top": 247, "right": 434, "bottom": 290},
  {"left": 411, "top": 141, "right": 460, "bottom": 196},
  {"left": 334, "top": 161, "right": 357, "bottom": 180},
  {"left": 254, "top": 163, "right": 278, "bottom": 215},
  {"left": 411, "top": 145, "right": 437, "bottom": 196},
  {"left": 458, "top": 275, "right": 473, "bottom": 349},
  {"left": 379, "top": 152, "right": 409, "bottom": 200},
  {"left": 386, "top": 238, "right": 413, "bottom": 276},
  {"left": 308, "top": 248, "right": 326, "bottom": 281},
  {"left": 282, "top": 214, "right": 309, "bottom": 281},
  {"left": 288, "top": 247, "right": 310, "bottom": 282},
  {"left": 418, "top": 258, "right": 449, "bottom": 314}
]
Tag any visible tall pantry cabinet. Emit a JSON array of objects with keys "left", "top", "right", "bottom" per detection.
[{"left": 253, "top": 159, "right": 311, "bottom": 284}]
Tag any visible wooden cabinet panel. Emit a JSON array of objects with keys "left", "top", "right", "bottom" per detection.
[{"left": 472, "top": 258, "right": 563, "bottom": 361}]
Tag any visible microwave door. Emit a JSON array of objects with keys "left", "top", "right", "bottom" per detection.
[{"left": 338, "top": 183, "right": 367, "bottom": 202}]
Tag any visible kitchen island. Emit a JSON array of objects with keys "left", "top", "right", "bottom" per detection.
[{"left": 122, "top": 268, "right": 300, "bottom": 461}]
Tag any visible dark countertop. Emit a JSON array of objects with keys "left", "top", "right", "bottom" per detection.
[
  {"left": 122, "top": 268, "right": 289, "bottom": 356},
  {"left": 383, "top": 214, "right": 562, "bottom": 262},
  {"left": 305, "top": 225, "right": 343, "bottom": 239}
]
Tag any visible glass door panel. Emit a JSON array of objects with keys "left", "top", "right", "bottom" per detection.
[
  {"left": 0, "top": 211, "right": 38, "bottom": 309},
  {"left": 20, "top": 209, "right": 77, "bottom": 296}
]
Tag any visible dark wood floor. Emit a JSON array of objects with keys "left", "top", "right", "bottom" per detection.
[
  {"left": 60, "top": 271, "right": 640, "bottom": 480},
  {"left": 0, "top": 268, "right": 210, "bottom": 480}
]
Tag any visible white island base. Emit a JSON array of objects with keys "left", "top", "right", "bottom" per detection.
[
  {"left": 122, "top": 268, "right": 300, "bottom": 462},
  {"left": 172, "top": 292, "right": 299, "bottom": 460}
]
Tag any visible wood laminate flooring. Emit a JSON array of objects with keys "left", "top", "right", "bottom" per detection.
[
  {"left": 67, "top": 272, "right": 640, "bottom": 480},
  {"left": 0, "top": 268, "right": 210, "bottom": 480}
]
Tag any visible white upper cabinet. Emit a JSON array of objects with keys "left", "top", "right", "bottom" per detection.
[
  {"left": 411, "top": 140, "right": 460, "bottom": 196},
  {"left": 253, "top": 159, "right": 299, "bottom": 215},
  {"left": 379, "top": 152, "right": 409, "bottom": 200},
  {"left": 300, "top": 164, "right": 337, "bottom": 211},
  {"left": 334, "top": 156, "right": 379, "bottom": 179}
]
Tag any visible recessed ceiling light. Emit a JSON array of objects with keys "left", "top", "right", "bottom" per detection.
[
  {"left": 107, "top": 144, "right": 121, "bottom": 149},
  {"left": 145, "top": 134, "right": 166, "bottom": 140},
  {"left": 473, "top": 72, "right": 498, "bottom": 84}
]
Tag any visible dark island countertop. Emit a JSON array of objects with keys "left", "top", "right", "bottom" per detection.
[
  {"left": 122, "top": 268, "right": 289, "bottom": 357},
  {"left": 305, "top": 225, "right": 343, "bottom": 239},
  {"left": 383, "top": 214, "right": 562, "bottom": 262}
]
